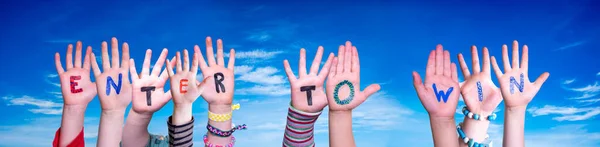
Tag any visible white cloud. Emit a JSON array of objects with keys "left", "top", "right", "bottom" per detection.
[
  {"left": 528, "top": 105, "right": 600, "bottom": 121},
  {"left": 237, "top": 66, "right": 286, "bottom": 85},
  {"left": 525, "top": 124, "right": 600, "bottom": 147},
  {"left": 246, "top": 32, "right": 272, "bottom": 43},
  {"left": 555, "top": 41, "right": 586, "bottom": 51},
  {"left": 3, "top": 95, "right": 63, "bottom": 115},
  {"left": 236, "top": 85, "right": 289, "bottom": 96},
  {"left": 225, "top": 49, "right": 283, "bottom": 60},
  {"left": 0, "top": 117, "right": 99, "bottom": 147},
  {"left": 47, "top": 74, "right": 58, "bottom": 78},
  {"left": 563, "top": 79, "right": 576, "bottom": 84},
  {"left": 568, "top": 82, "right": 600, "bottom": 93},
  {"left": 234, "top": 65, "right": 254, "bottom": 75},
  {"left": 29, "top": 108, "right": 62, "bottom": 115}
]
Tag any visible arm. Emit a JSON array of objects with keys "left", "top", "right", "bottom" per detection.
[
  {"left": 489, "top": 40, "right": 549, "bottom": 147},
  {"left": 53, "top": 41, "right": 97, "bottom": 147},
  {"left": 121, "top": 109, "right": 153, "bottom": 146},
  {"left": 326, "top": 41, "right": 380, "bottom": 147},
  {"left": 430, "top": 116, "right": 459, "bottom": 146}
]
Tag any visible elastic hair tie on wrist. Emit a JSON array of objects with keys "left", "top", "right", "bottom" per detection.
[
  {"left": 203, "top": 133, "right": 235, "bottom": 147},
  {"left": 207, "top": 123, "right": 247, "bottom": 137},
  {"left": 457, "top": 122, "right": 493, "bottom": 147},
  {"left": 208, "top": 104, "right": 241, "bottom": 122},
  {"left": 462, "top": 106, "right": 497, "bottom": 121}
]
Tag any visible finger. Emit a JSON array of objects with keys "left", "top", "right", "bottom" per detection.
[
  {"left": 283, "top": 59, "right": 297, "bottom": 83},
  {"left": 196, "top": 76, "right": 211, "bottom": 93},
  {"left": 458, "top": 53, "right": 471, "bottom": 78},
  {"left": 451, "top": 62, "right": 458, "bottom": 82},
  {"left": 101, "top": 41, "right": 110, "bottom": 70},
  {"left": 183, "top": 49, "right": 190, "bottom": 71},
  {"left": 435, "top": 44, "right": 443, "bottom": 75},
  {"left": 343, "top": 41, "right": 352, "bottom": 73},
  {"left": 91, "top": 53, "right": 101, "bottom": 77},
  {"left": 54, "top": 53, "right": 65, "bottom": 74},
  {"left": 122, "top": 42, "right": 130, "bottom": 69},
  {"left": 426, "top": 50, "right": 435, "bottom": 76},
  {"left": 362, "top": 84, "right": 381, "bottom": 99},
  {"left": 309, "top": 46, "right": 324, "bottom": 75},
  {"left": 336, "top": 45, "right": 345, "bottom": 75},
  {"left": 412, "top": 71, "right": 426, "bottom": 95},
  {"left": 66, "top": 44, "right": 74, "bottom": 69},
  {"left": 141, "top": 49, "right": 152, "bottom": 76},
  {"left": 502, "top": 44, "right": 511, "bottom": 72},
  {"left": 482, "top": 47, "right": 491, "bottom": 74},
  {"left": 216, "top": 39, "right": 225, "bottom": 67},
  {"left": 352, "top": 46, "right": 360, "bottom": 73},
  {"left": 533, "top": 72, "right": 550, "bottom": 88},
  {"left": 205, "top": 37, "right": 217, "bottom": 66},
  {"left": 111, "top": 37, "right": 120, "bottom": 68},
  {"left": 227, "top": 49, "right": 235, "bottom": 70},
  {"left": 191, "top": 52, "right": 199, "bottom": 75},
  {"left": 299, "top": 48, "right": 308, "bottom": 77},
  {"left": 329, "top": 57, "right": 338, "bottom": 78},
  {"left": 471, "top": 45, "right": 481, "bottom": 73},
  {"left": 443, "top": 50, "right": 451, "bottom": 77},
  {"left": 158, "top": 68, "right": 171, "bottom": 86},
  {"left": 512, "top": 40, "right": 520, "bottom": 69},
  {"left": 318, "top": 53, "right": 334, "bottom": 80},
  {"left": 151, "top": 49, "right": 168, "bottom": 77},
  {"left": 521, "top": 45, "right": 529, "bottom": 73},
  {"left": 83, "top": 46, "right": 92, "bottom": 70},
  {"left": 129, "top": 59, "right": 139, "bottom": 82},
  {"left": 490, "top": 56, "right": 503, "bottom": 78},
  {"left": 176, "top": 51, "right": 183, "bottom": 72},
  {"left": 166, "top": 59, "right": 175, "bottom": 77},
  {"left": 75, "top": 41, "right": 82, "bottom": 68},
  {"left": 195, "top": 45, "right": 208, "bottom": 70}
]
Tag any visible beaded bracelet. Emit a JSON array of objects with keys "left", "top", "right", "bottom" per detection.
[
  {"left": 207, "top": 123, "right": 247, "bottom": 137},
  {"left": 457, "top": 122, "right": 493, "bottom": 147},
  {"left": 203, "top": 133, "right": 236, "bottom": 147},
  {"left": 462, "top": 106, "right": 497, "bottom": 121},
  {"left": 208, "top": 104, "right": 241, "bottom": 122}
]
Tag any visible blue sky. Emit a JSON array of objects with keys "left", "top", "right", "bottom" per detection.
[{"left": 1, "top": 0, "right": 599, "bottom": 146}]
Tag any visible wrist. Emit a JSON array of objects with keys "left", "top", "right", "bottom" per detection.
[
  {"left": 506, "top": 105, "right": 528, "bottom": 113},
  {"left": 173, "top": 104, "right": 193, "bottom": 125},
  {"left": 428, "top": 115, "right": 454, "bottom": 123},
  {"left": 461, "top": 117, "right": 490, "bottom": 142},
  {"left": 329, "top": 110, "right": 352, "bottom": 116},
  {"left": 63, "top": 105, "right": 87, "bottom": 116},
  {"left": 209, "top": 104, "right": 232, "bottom": 114},
  {"left": 101, "top": 109, "right": 126, "bottom": 116}
]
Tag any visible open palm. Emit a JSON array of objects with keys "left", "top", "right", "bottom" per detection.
[
  {"left": 326, "top": 41, "right": 380, "bottom": 111},
  {"left": 129, "top": 49, "right": 175, "bottom": 114},
  {"left": 166, "top": 49, "right": 209, "bottom": 105},
  {"left": 196, "top": 37, "right": 236, "bottom": 105},
  {"left": 55, "top": 42, "right": 97, "bottom": 106},
  {"left": 284, "top": 46, "right": 334, "bottom": 113},
  {"left": 458, "top": 46, "right": 502, "bottom": 115},
  {"left": 412, "top": 45, "right": 460, "bottom": 117},
  {"left": 91, "top": 37, "right": 132, "bottom": 111},
  {"left": 491, "top": 40, "right": 549, "bottom": 108}
]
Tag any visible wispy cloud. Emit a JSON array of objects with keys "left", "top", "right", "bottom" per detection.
[
  {"left": 0, "top": 117, "right": 99, "bottom": 146},
  {"left": 562, "top": 74, "right": 600, "bottom": 104},
  {"left": 555, "top": 41, "right": 586, "bottom": 51},
  {"left": 237, "top": 66, "right": 286, "bottom": 85},
  {"left": 563, "top": 79, "right": 576, "bottom": 84},
  {"left": 45, "top": 39, "right": 77, "bottom": 44},
  {"left": 2, "top": 95, "right": 62, "bottom": 115},
  {"left": 528, "top": 105, "right": 600, "bottom": 121},
  {"left": 236, "top": 85, "right": 289, "bottom": 96},
  {"left": 235, "top": 65, "right": 288, "bottom": 96},
  {"left": 525, "top": 124, "right": 600, "bottom": 147},
  {"left": 597, "top": 72, "right": 600, "bottom": 76},
  {"left": 226, "top": 50, "right": 283, "bottom": 60}
]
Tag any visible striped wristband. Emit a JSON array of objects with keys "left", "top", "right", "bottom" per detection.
[
  {"left": 167, "top": 116, "right": 194, "bottom": 147},
  {"left": 283, "top": 103, "right": 321, "bottom": 147}
]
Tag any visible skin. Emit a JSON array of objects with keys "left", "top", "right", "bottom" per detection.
[
  {"left": 326, "top": 41, "right": 380, "bottom": 147},
  {"left": 490, "top": 40, "right": 549, "bottom": 147},
  {"left": 457, "top": 46, "right": 503, "bottom": 146},
  {"left": 121, "top": 48, "right": 175, "bottom": 147},
  {"left": 54, "top": 41, "right": 97, "bottom": 147},
  {"left": 412, "top": 44, "right": 460, "bottom": 147},
  {"left": 196, "top": 37, "right": 236, "bottom": 145},
  {"left": 92, "top": 38, "right": 133, "bottom": 147}
]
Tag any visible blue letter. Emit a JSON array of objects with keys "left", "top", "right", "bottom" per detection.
[
  {"left": 433, "top": 83, "right": 454, "bottom": 103},
  {"left": 106, "top": 73, "right": 123, "bottom": 95},
  {"left": 510, "top": 73, "right": 524, "bottom": 94},
  {"left": 477, "top": 81, "right": 483, "bottom": 102}
]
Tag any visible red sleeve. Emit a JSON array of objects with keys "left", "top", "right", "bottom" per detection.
[{"left": 53, "top": 127, "right": 85, "bottom": 147}]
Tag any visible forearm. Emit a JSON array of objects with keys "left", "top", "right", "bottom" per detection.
[
  {"left": 503, "top": 106, "right": 526, "bottom": 147},
  {"left": 459, "top": 117, "right": 490, "bottom": 147},
  {"left": 97, "top": 109, "right": 126, "bottom": 147},
  {"left": 429, "top": 116, "right": 459, "bottom": 147},
  {"left": 168, "top": 103, "right": 194, "bottom": 147},
  {"left": 59, "top": 105, "right": 87, "bottom": 147},
  {"left": 207, "top": 104, "right": 233, "bottom": 145},
  {"left": 121, "top": 109, "right": 152, "bottom": 147},
  {"left": 328, "top": 111, "right": 355, "bottom": 147},
  {"left": 283, "top": 104, "right": 321, "bottom": 147}
]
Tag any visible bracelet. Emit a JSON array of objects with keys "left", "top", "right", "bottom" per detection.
[
  {"left": 207, "top": 123, "right": 247, "bottom": 137},
  {"left": 457, "top": 122, "right": 493, "bottom": 147},
  {"left": 462, "top": 106, "right": 497, "bottom": 121},
  {"left": 203, "top": 133, "right": 235, "bottom": 147},
  {"left": 208, "top": 104, "right": 241, "bottom": 122}
]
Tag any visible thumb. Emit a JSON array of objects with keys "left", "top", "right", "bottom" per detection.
[
  {"left": 412, "top": 71, "right": 426, "bottom": 95},
  {"left": 533, "top": 72, "right": 550, "bottom": 88},
  {"left": 197, "top": 76, "right": 212, "bottom": 93},
  {"left": 362, "top": 84, "right": 381, "bottom": 99}
]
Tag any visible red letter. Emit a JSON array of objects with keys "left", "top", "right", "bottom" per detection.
[
  {"left": 70, "top": 76, "right": 83, "bottom": 93},
  {"left": 180, "top": 79, "right": 188, "bottom": 93}
]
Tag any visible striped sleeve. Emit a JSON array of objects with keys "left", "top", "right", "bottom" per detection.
[
  {"left": 283, "top": 105, "right": 322, "bottom": 147},
  {"left": 167, "top": 116, "right": 194, "bottom": 147}
]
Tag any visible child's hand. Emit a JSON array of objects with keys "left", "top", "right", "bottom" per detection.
[
  {"left": 325, "top": 41, "right": 380, "bottom": 112},
  {"left": 283, "top": 47, "right": 334, "bottom": 113},
  {"left": 91, "top": 37, "right": 132, "bottom": 112},
  {"left": 196, "top": 37, "right": 235, "bottom": 106},
  {"left": 458, "top": 46, "right": 502, "bottom": 116},
  {"left": 166, "top": 49, "right": 209, "bottom": 106},
  {"left": 54, "top": 41, "right": 97, "bottom": 107},
  {"left": 129, "top": 49, "right": 175, "bottom": 115},
  {"left": 491, "top": 40, "right": 549, "bottom": 109},
  {"left": 412, "top": 45, "right": 460, "bottom": 118}
]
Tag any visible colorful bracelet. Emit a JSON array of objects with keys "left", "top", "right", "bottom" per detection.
[
  {"left": 208, "top": 104, "right": 241, "bottom": 122},
  {"left": 457, "top": 122, "right": 493, "bottom": 147},
  {"left": 462, "top": 106, "right": 497, "bottom": 121},
  {"left": 207, "top": 123, "right": 247, "bottom": 137},
  {"left": 203, "top": 133, "right": 235, "bottom": 147}
]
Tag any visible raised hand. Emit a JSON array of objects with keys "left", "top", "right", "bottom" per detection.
[
  {"left": 283, "top": 47, "right": 334, "bottom": 113},
  {"left": 196, "top": 37, "right": 235, "bottom": 106},
  {"left": 91, "top": 37, "right": 132, "bottom": 112},
  {"left": 490, "top": 40, "right": 549, "bottom": 109},
  {"left": 457, "top": 46, "right": 502, "bottom": 117},
  {"left": 167, "top": 50, "right": 209, "bottom": 106},
  {"left": 129, "top": 49, "right": 175, "bottom": 114},
  {"left": 412, "top": 45, "right": 460, "bottom": 118},
  {"left": 54, "top": 41, "right": 97, "bottom": 106},
  {"left": 325, "top": 41, "right": 380, "bottom": 111}
]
